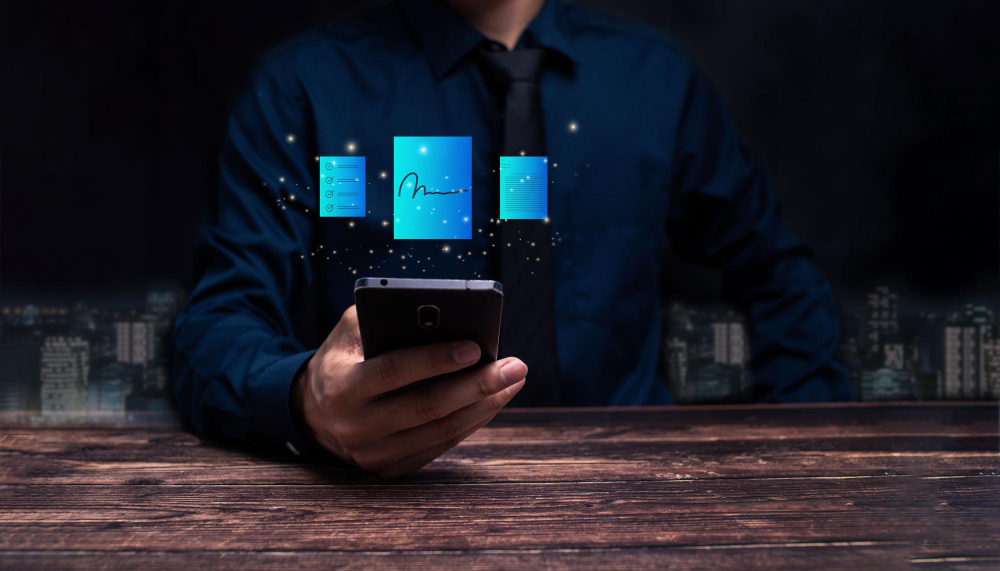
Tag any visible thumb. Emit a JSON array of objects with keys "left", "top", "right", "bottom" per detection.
[{"left": 327, "top": 304, "right": 364, "bottom": 358}]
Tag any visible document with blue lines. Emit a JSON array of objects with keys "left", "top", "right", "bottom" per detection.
[
  {"left": 319, "top": 156, "right": 365, "bottom": 217},
  {"left": 499, "top": 156, "right": 548, "bottom": 220}
]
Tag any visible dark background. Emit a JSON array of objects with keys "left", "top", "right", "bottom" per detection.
[{"left": 1, "top": 0, "right": 998, "bottom": 308}]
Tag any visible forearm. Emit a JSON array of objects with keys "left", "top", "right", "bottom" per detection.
[
  {"left": 732, "top": 252, "right": 853, "bottom": 402},
  {"left": 171, "top": 304, "right": 315, "bottom": 454}
]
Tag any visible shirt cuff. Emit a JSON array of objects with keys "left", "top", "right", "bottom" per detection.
[{"left": 249, "top": 350, "right": 316, "bottom": 456}]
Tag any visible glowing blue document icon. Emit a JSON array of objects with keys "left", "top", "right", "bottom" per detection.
[
  {"left": 499, "top": 156, "right": 547, "bottom": 220},
  {"left": 319, "top": 156, "right": 365, "bottom": 217},
  {"left": 393, "top": 136, "right": 471, "bottom": 239}
]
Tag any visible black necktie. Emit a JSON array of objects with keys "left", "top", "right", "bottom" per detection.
[{"left": 476, "top": 42, "right": 561, "bottom": 406}]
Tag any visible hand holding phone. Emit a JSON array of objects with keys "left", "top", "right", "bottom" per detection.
[{"left": 291, "top": 305, "right": 526, "bottom": 479}]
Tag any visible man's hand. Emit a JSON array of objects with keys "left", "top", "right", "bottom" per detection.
[{"left": 291, "top": 305, "right": 526, "bottom": 479}]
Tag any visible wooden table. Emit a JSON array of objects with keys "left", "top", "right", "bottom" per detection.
[{"left": 1, "top": 403, "right": 998, "bottom": 568}]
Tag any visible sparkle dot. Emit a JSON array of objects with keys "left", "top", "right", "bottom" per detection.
[
  {"left": 347, "top": 141, "right": 356, "bottom": 152},
  {"left": 420, "top": 146, "right": 427, "bottom": 154},
  {"left": 380, "top": 171, "right": 387, "bottom": 179},
  {"left": 568, "top": 121, "right": 578, "bottom": 132},
  {"left": 289, "top": 195, "right": 295, "bottom": 201},
  {"left": 278, "top": 177, "right": 285, "bottom": 183},
  {"left": 286, "top": 134, "right": 295, "bottom": 143}
]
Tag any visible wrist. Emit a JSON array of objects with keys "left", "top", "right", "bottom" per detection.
[{"left": 290, "top": 358, "right": 318, "bottom": 446}]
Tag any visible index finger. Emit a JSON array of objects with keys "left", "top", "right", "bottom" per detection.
[{"left": 351, "top": 339, "right": 482, "bottom": 398}]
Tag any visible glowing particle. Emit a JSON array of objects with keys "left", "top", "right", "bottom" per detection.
[
  {"left": 286, "top": 134, "right": 295, "bottom": 143},
  {"left": 568, "top": 121, "right": 578, "bottom": 132}
]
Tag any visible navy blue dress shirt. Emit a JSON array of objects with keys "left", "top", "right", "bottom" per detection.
[{"left": 172, "top": 0, "right": 853, "bottom": 455}]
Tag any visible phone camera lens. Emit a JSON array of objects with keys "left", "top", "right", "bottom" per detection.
[
  {"left": 380, "top": 279, "right": 388, "bottom": 286},
  {"left": 417, "top": 305, "right": 440, "bottom": 329}
]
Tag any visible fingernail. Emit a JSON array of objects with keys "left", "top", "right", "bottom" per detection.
[
  {"left": 505, "top": 379, "right": 526, "bottom": 397},
  {"left": 452, "top": 341, "right": 481, "bottom": 365},
  {"left": 500, "top": 359, "right": 528, "bottom": 386}
]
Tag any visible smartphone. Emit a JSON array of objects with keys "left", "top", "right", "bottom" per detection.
[{"left": 354, "top": 278, "right": 503, "bottom": 366}]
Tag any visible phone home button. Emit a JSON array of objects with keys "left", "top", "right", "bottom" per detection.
[{"left": 417, "top": 305, "right": 440, "bottom": 329}]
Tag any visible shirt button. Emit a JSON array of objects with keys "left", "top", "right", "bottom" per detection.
[{"left": 285, "top": 441, "right": 301, "bottom": 456}]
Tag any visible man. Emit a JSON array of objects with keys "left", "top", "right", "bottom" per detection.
[{"left": 172, "top": 0, "right": 853, "bottom": 479}]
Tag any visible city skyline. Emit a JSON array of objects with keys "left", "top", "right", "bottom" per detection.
[{"left": 0, "top": 284, "right": 998, "bottom": 427}]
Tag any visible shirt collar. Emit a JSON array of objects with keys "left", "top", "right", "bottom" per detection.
[{"left": 399, "top": 0, "right": 578, "bottom": 80}]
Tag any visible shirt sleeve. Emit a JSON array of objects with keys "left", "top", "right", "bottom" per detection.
[
  {"left": 171, "top": 60, "right": 321, "bottom": 454},
  {"left": 667, "top": 70, "right": 855, "bottom": 402}
]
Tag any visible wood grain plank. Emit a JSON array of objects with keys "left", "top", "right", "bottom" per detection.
[
  {"left": 3, "top": 477, "right": 985, "bottom": 553},
  {"left": 2, "top": 443, "right": 996, "bottom": 485},
  {"left": 0, "top": 544, "right": 922, "bottom": 570},
  {"left": 2, "top": 404, "right": 997, "bottom": 486}
]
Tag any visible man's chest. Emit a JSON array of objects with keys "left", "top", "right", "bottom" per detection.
[{"left": 307, "top": 66, "right": 676, "bottom": 320}]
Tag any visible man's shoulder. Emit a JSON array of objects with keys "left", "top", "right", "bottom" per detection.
[{"left": 558, "top": 1, "right": 691, "bottom": 65}]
